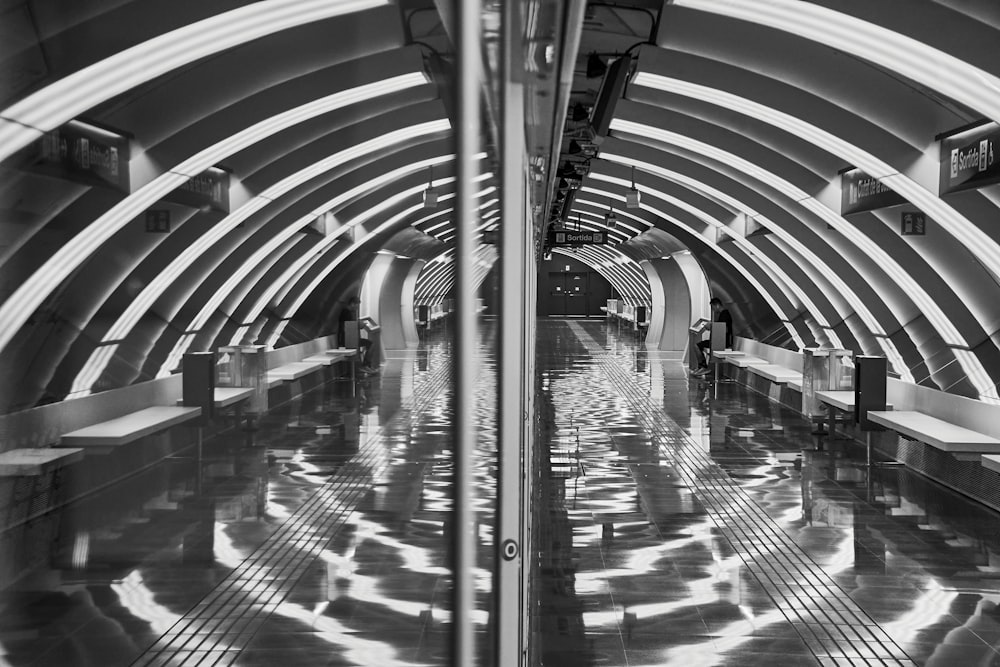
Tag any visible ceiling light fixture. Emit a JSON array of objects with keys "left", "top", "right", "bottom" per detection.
[
  {"left": 626, "top": 166, "right": 641, "bottom": 208},
  {"left": 423, "top": 165, "right": 439, "bottom": 208},
  {"left": 0, "top": 0, "right": 391, "bottom": 163},
  {"left": 4, "top": 76, "right": 434, "bottom": 361},
  {"left": 630, "top": 72, "right": 1000, "bottom": 282},
  {"left": 672, "top": 0, "right": 1000, "bottom": 125}
]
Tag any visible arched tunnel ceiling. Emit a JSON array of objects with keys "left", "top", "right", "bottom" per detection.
[{"left": 0, "top": 0, "right": 999, "bottom": 409}]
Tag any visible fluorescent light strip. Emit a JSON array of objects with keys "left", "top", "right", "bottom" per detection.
[
  {"left": 226, "top": 174, "right": 492, "bottom": 353},
  {"left": 673, "top": 0, "right": 1000, "bottom": 125},
  {"left": 600, "top": 153, "right": 886, "bottom": 336},
  {"left": 588, "top": 172, "right": 835, "bottom": 337},
  {"left": 564, "top": 215, "right": 631, "bottom": 246},
  {"left": 576, "top": 193, "right": 651, "bottom": 233},
  {"left": 265, "top": 203, "right": 424, "bottom": 345},
  {"left": 571, "top": 246, "right": 649, "bottom": 302},
  {"left": 159, "top": 333, "right": 197, "bottom": 378},
  {"left": 0, "top": 0, "right": 390, "bottom": 162},
  {"left": 630, "top": 73, "right": 1000, "bottom": 284},
  {"left": 610, "top": 119, "right": 968, "bottom": 347},
  {"left": 573, "top": 200, "right": 644, "bottom": 235},
  {"left": 205, "top": 164, "right": 470, "bottom": 332},
  {"left": 604, "top": 129, "right": 925, "bottom": 384},
  {"left": 1, "top": 78, "right": 434, "bottom": 360},
  {"left": 71, "top": 123, "right": 445, "bottom": 393},
  {"left": 415, "top": 251, "right": 462, "bottom": 300},
  {"left": 569, "top": 207, "right": 632, "bottom": 235},
  {"left": 582, "top": 181, "right": 805, "bottom": 347},
  {"left": 553, "top": 247, "right": 645, "bottom": 303}
]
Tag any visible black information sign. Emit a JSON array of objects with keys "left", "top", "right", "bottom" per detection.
[
  {"left": 841, "top": 168, "right": 906, "bottom": 215},
  {"left": 940, "top": 121, "right": 1000, "bottom": 195},
  {"left": 900, "top": 211, "right": 926, "bottom": 236},
  {"left": 548, "top": 230, "right": 605, "bottom": 245},
  {"left": 146, "top": 210, "right": 171, "bottom": 233},
  {"left": 24, "top": 120, "right": 130, "bottom": 192},
  {"left": 164, "top": 167, "right": 230, "bottom": 213}
]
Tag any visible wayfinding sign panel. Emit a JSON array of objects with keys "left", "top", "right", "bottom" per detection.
[
  {"left": 548, "top": 230, "right": 606, "bottom": 245},
  {"left": 840, "top": 168, "right": 906, "bottom": 215},
  {"left": 940, "top": 121, "right": 1000, "bottom": 195},
  {"left": 23, "top": 119, "right": 130, "bottom": 192}
]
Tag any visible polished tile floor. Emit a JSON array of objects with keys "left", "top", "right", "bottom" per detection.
[{"left": 3, "top": 320, "right": 1000, "bottom": 666}]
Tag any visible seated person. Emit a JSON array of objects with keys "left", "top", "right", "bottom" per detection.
[
  {"left": 692, "top": 297, "right": 733, "bottom": 376},
  {"left": 338, "top": 296, "right": 375, "bottom": 373}
]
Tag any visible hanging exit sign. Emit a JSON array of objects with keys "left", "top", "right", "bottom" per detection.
[{"left": 548, "top": 230, "right": 606, "bottom": 245}]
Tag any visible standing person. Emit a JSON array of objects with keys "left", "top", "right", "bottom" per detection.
[
  {"left": 692, "top": 297, "right": 733, "bottom": 376},
  {"left": 338, "top": 296, "right": 375, "bottom": 373}
]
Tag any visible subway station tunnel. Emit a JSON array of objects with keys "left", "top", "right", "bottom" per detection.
[{"left": 2, "top": 1, "right": 1000, "bottom": 665}]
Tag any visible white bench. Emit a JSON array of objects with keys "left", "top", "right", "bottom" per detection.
[
  {"left": 0, "top": 447, "right": 85, "bottom": 476},
  {"left": 748, "top": 364, "right": 802, "bottom": 386},
  {"left": 266, "top": 361, "right": 324, "bottom": 386},
  {"left": 868, "top": 410, "right": 1000, "bottom": 460},
  {"left": 726, "top": 355, "right": 768, "bottom": 368},
  {"left": 814, "top": 390, "right": 895, "bottom": 440},
  {"left": 58, "top": 406, "right": 202, "bottom": 455},
  {"left": 177, "top": 387, "right": 255, "bottom": 410}
]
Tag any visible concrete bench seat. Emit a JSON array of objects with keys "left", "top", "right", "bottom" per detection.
[
  {"left": 815, "top": 390, "right": 857, "bottom": 412},
  {"left": 301, "top": 354, "right": 342, "bottom": 366},
  {"left": 325, "top": 348, "right": 359, "bottom": 360},
  {"left": 815, "top": 391, "right": 894, "bottom": 413},
  {"left": 58, "top": 406, "right": 202, "bottom": 454},
  {"left": 981, "top": 455, "right": 1000, "bottom": 474},
  {"left": 267, "top": 361, "right": 324, "bottom": 384},
  {"left": 213, "top": 387, "right": 255, "bottom": 409},
  {"left": 0, "top": 447, "right": 85, "bottom": 476},
  {"left": 868, "top": 410, "right": 1000, "bottom": 459},
  {"left": 748, "top": 364, "right": 802, "bottom": 385},
  {"left": 177, "top": 387, "right": 255, "bottom": 409},
  {"left": 727, "top": 355, "right": 768, "bottom": 368}
]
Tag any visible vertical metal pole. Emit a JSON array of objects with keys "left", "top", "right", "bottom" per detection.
[
  {"left": 495, "top": 0, "right": 530, "bottom": 663},
  {"left": 452, "top": 0, "right": 480, "bottom": 662}
]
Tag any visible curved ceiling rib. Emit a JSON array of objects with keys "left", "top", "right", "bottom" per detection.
[
  {"left": 0, "top": 0, "right": 390, "bottom": 162},
  {"left": 608, "top": 119, "right": 990, "bottom": 391},
  {"left": 0, "top": 73, "right": 433, "bottom": 363},
  {"left": 672, "top": 0, "right": 1000, "bottom": 124},
  {"left": 68, "top": 117, "right": 448, "bottom": 395},
  {"left": 631, "top": 73, "right": 1000, "bottom": 287},
  {"left": 157, "top": 169, "right": 493, "bottom": 374},
  {"left": 578, "top": 183, "right": 807, "bottom": 348},
  {"left": 586, "top": 173, "right": 835, "bottom": 348},
  {"left": 596, "top": 152, "right": 909, "bottom": 370}
]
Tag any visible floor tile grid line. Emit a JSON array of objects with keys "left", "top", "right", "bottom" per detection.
[
  {"left": 145, "top": 443, "right": 417, "bottom": 654},
  {"left": 567, "top": 324, "right": 917, "bottom": 667},
  {"left": 134, "top": 361, "right": 455, "bottom": 665},
  {"left": 162, "top": 356, "right": 471, "bottom": 664},
  {"left": 545, "top": 354, "right": 639, "bottom": 663},
  {"left": 623, "top": 394, "right": 904, "bottom": 650},
  {"left": 155, "top": 463, "right": 382, "bottom": 640},
  {"left": 629, "top": 416, "right": 913, "bottom": 666},
  {"left": 609, "top": 381, "right": 916, "bottom": 667}
]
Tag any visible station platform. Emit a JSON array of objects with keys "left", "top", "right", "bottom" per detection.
[{"left": 2, "top": 320, "right": 1000, "bottom": 666}]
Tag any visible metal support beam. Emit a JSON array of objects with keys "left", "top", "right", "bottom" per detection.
[{"left": 451, "top": 0, "right": 480, "bottom": 662}]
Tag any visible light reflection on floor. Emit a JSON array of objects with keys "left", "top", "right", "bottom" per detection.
[{"left": 2, "top": 321, "right": 1000, "bottom": 666}]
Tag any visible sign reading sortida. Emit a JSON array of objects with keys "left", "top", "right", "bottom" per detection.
[
  {"left": 840, "top": 167, "right": 906, "bottom": 215},
  {"left": 940, "top": 121, "right": 999, "bottom": 195},
  {"left": 548, "top": 230, "right": 606, "bottom": 245}
]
